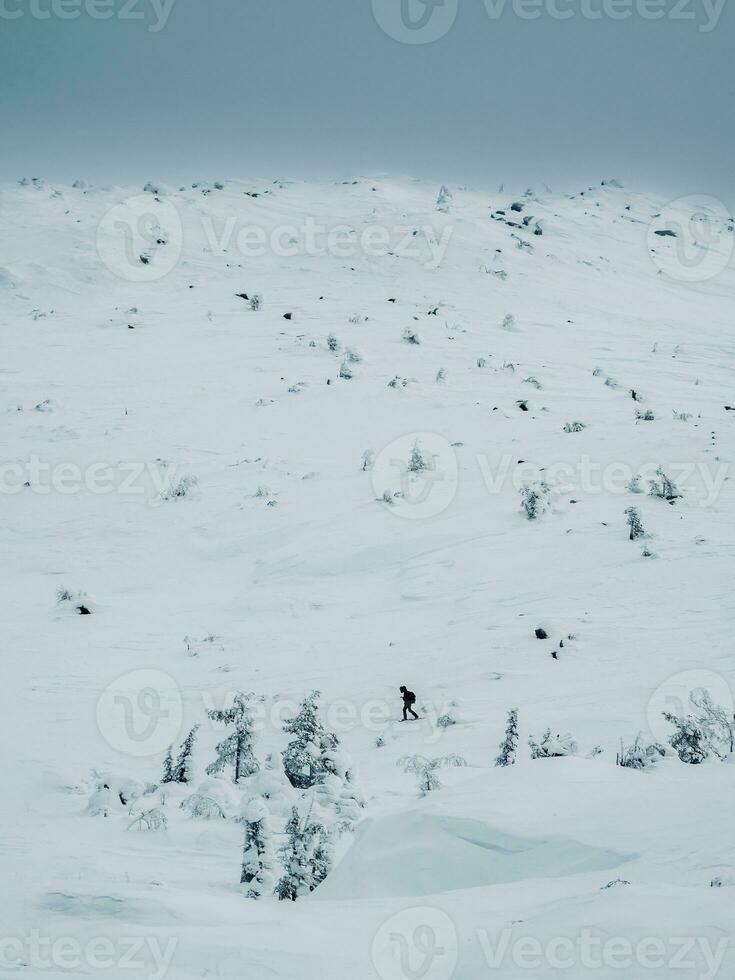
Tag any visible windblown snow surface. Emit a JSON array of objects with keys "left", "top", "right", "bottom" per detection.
[{"left": 2, "top": 176, "right": 735, "bottom": 980}]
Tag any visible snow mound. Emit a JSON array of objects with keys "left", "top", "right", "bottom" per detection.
[{"left": 316, "top": 811, "right": 629, "bottom": 900}]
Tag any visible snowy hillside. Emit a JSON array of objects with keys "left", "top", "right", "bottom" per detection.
[{"left": 3, "top": 175, "right": 735, "bottom": 980}]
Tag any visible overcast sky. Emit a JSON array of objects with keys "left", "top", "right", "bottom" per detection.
[{"left": 1, "top": 0, "right": 732, "bottom": 202}]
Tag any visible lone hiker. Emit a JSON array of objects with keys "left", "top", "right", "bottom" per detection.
[{"left": 399, "top": 685, "right": 419, "bottom": 721}]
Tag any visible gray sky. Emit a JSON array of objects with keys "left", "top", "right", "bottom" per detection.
[{"left": 1, "top": 0, "right": 732, "bottom": 202}]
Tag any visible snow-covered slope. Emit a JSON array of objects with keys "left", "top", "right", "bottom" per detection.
[{"left": 2, "top": 176, "right": 735, "bottom": 980}]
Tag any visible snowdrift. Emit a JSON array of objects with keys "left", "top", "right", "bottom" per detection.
[{"left": 316, "top": 810, "right": 628, "bottom": 899}]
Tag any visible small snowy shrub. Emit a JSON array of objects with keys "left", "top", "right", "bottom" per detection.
[
  {"left": 249, "top": 294, "right": 263, "bottom": 311},
  {"left": 326, "top": 333, "right": 340, "bottom": 352},
  {"left": 160, "top": 474, "right": 198, "bottom": 501},
  {"left": 436, "top": 367, "right": 447, "bottom": 383},
  {"left": 501, "top": 313, "right": 516, "bottom": 331},
  {"left": 180, "top": 793, "right": 226, "bottom": 820},
  {"left": 436, "top": 185, "right": 453, "bottom": 212},
  {"left": 436, "top": 700, "right": 458, "bottom": 729},
  {"left": 397, "top": 754, "right": 466, "bottom": 794},
  {"left": 529, "top": 729, "right": 577, "bottom": 759},
  {"left": 563, "top": 421, "right": 586, "bottom": 433},
  {"left": 625, "top": 506, "right": 645, "bottom": 540},
  {"left": 407, "top": 441, "right": 430, "bottom": 473},
  {"left": 662, "top": 711, "right": 708, "bottom": 764},
  {"left": 648, "top": 467, "right": 681, "bottom": 504},
  {"left": 403, "top": 327, "right": 422, "bottom": 345},
  {"left": 520, "top": 482, "right": 551, "bottom": 520},
  {"left": 616, "top": 735, "right": 666, "bottom": 769},
  {"left": 128, "top": 808, "right": 167, "bottom": 832},
  {"left": 636, "top": 408, "right": 655, "bottom": 421},
  {"left": 339, "top": 360, "right": 353, "bottom": 380},
  {"left": 361, "top": 449, "right": 375, "bottom": 471}
]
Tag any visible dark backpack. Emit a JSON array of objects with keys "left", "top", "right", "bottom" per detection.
[{"left": 404, "top": 690, "right": 416, "bottom": 704}]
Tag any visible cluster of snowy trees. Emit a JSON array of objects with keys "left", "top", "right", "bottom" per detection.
[
  {"left": 90, "top": 690, "right": 362, "bottom": 902},
  {"left": 490, "top": 689, "right": 734, "bottom": 772}
]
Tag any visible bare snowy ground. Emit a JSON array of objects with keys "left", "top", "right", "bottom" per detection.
[{"left": 2, "top": 176, "right": 735, "bottom": 980}]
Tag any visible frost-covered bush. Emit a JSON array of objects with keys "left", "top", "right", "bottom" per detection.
[
  {"left": 128, "top": 808, "right": 167, "bottom": 832},
  {"left": 520, "top": 482, "right": 551, "bottom": 520},
  {"left": 180, "top": 793, "right": 226, "bottom": 820},
  {"left": 616, "top": 735, "right": 666, "bottom": 769},
  {"left": 436, "top": 700, "right": 458, "bottom": 729},
  {"left": 501, "top": 313, "right": 516, "bottom": 331},
  {"left": 648, "top": 467, "right": 681, "bottom": 504},
  {"left": 339, "top": 360, "right": 353, "bottom": 380},
  {"left": 529, "top": 729, "right": 577, "bottom": 759},
  {"left": 636, "top": 408, "right": 655, "bottom": 421},
  {"left": 249, "top": 294, "right": 263, "bottom": 311},
  {"left": 495, "top": 708, "right": 519, "bottom": 767},
  {"left": 436, "top": 367, "right": 447, "bottom": 383},
  {"left": 160, "top": 474, "right": 198, "bottom": 501},
  {"left": 397, "top": 754, "right": 466, "bottom": 794},
  {"left": 662, "top": 711, "right": 709, "bottom": 764},
  {"left": 56, "top": 588, "right": 93, "bottom": 615},
  {"left": 436, "top": 185, "right": 453, "bottom": 212},
  {"left": 361, "top": 449, "right": 375, "bottom": 472},
  {"left": 407, "top": 441, "right": 430, "bottom": 473},
  {"left": 563, "top": 421, "right": 586, "bottom": 433},
  {"left": 326, "top": 333, "right": 340, "bottom": 352},
  {"left": 403, "top": 327, "right": 422, "bottom": 345}
]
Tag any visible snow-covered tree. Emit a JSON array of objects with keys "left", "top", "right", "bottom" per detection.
[
  {"left": 625, "top": 506, "right": 645, "bottom": 540},
  {"left": 161, "top": 745, "right": 175, "bottom": 784},
  {"left": 240, "top": 799, "right": 275, "bottom": 899},
  {"left": 690, "top": 689, "right": 735, "bottom": 756},
  {"left": 282, "top": 690, "right": 340, "bottom": 789},
  {"left": 495, "top": 709, "right": 519, "bottom": 767},
  {"left": 173, "top": 725, "right": 199, "bottom": 783},
  {"left": 275, "top": 807, "right": 328, "bottom": 901},
  {"left": 207, "top": 693, "right": 259, "bottom": 783}
]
